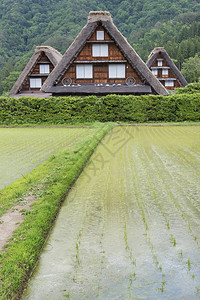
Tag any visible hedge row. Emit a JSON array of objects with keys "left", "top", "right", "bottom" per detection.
[{"left": 0, "top": 93, "right": 200, "bottom": 124}]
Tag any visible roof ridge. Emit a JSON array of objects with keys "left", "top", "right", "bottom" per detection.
[
  {"left": 88, "top": 11, "right": 112, "bottom": 23},
  {"left": 35, "top": 46, "right": 62, "bottom": 56}
]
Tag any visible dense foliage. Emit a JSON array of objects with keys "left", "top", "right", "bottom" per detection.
[
  {"left": 176, "top": 79, "right": 200, "bottom": 94},
  {"left": 0, "top": 94, "right": 200, "bottom": 124},
  {"left": 181, "top": 54, "right": 200, "bottom": 83},
  {"left": 0, "top": 0, "right": 200, "bottom": 95}
]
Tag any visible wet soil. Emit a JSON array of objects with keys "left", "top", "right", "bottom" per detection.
[{"left": 22, "top": 126, "right": 200, "bottom": 299}]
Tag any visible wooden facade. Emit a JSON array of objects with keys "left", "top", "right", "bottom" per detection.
[
  {"left": 61, "top": 26, "right": 144, "bottom": 85},
  {"left": 42, "top": 11, "right": 168, "bottom": 96},
  {"left": 9, "top": 46, "right": 62, "bottom": 97},
  {"left": 10, "top": 13, "right": 170, "bottom": 97},
  {"left": 147, "top": 48, "right": 187, "bottom": 90},
  {"left": 21, "top": 53, "right": 54, "bottom": 92}
]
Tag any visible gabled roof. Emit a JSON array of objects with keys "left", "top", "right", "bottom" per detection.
[
  {"left": 9, "top": 46, "right": 62, "bottom": 96},
  {"left": 146, "top": 47, "right": 188, "bottom": 87},
  {"left": 42, "top": 11, "right": 168, "bottom": 96}
]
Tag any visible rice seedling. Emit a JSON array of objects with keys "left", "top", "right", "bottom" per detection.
[
  {"left": 187, "top": 258, "right": 191, "bottom": 271},
  {"left": 166, "top": 220, "right": 170, "bottom": 230},
  {"left": 0, "top": 127, "right": 91, "bottom": 191},
  {"left": 159, "top": 280, "right": 166, "bottom": 293},
  {"left": 196, "top": 286, "right": 200, "bottom": 293},
  {"left": 124, "top": 226, "right": 129, "bottom": 250},
  {"left": 170, "top": 234, "right": 177, "bottom": 246},
  {"left": 3, "top": 125, "right": 199, "bottom": 300},
  {"left": 132, "top": 258, "right": 136, "bottom": 266}
]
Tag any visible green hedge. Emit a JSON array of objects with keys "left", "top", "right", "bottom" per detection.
[{"left": 0, "top": 93, "right": 200, "bottom": 124}]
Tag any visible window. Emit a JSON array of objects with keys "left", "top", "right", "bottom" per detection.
[
  {"left": 30, "top": 78, "right": 42, "bottom": 88},
  {"left": 109, "top": 64, "right": 125, "bottom": 78},
  {"left": 92, "top": 44, "right": 108, "bottom": 57},
  {"left": 157, "top": 59, "right": 163, "bottom": 67},
  {"left": 97, "top": 31, "right": 104, "bottom": 40},
  {"left": 39, "top": 64, "right": 50, "bottom": 74},
  {"left": 152, "top": 69, "right": 158, "bottom": 76},
  {"left": 162, "top": 69, "right": 168, "bottom": 76},
  {"left": 76, "top": 64, "right": 93, "bottom": 78},
  {"left": 165, "top": 80, "right": 174, "bottom": 87}
]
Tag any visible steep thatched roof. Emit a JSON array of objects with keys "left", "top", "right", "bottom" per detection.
[
  {"left": 147, "top": 47, "right": 188, "bottom": 87},
  {"left": 42, "top": 11, "right": 168, "bottom": 96},
  {"left": 9, "top": 46, "right": 62, "bottom": 96}
]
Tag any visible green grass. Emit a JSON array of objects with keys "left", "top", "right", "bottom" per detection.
[
  {"left": 0, "top": 126, "right": 93, "bottom": 191},
  {"left": 0, "top": 122, "right": 114, "bottom": 300}
]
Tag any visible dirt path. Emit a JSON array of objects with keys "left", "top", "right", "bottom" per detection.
[
  {"left": 0, "top": 193, "right": 37, "bottom": 250},
  {"left": 22, "top": 126, "right": 200, "bottom": 299}
]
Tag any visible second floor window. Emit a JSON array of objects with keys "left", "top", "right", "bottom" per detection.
[
  {"left": 109, "top": 64, "right": 125, "bottom": 78},
  {"left": 165, "top": 80, "right": 174, "bottom": 87},
  {"left": 92, "top": 44, "right": 108, "bottom": 57},
  {"left": 152, "top": 69, "right": 158, "bottom": 76},
  {"left": 76, "top": 64, "right": 93, "bottom": 78},
  {"left": 39, "top": 64, "right": 50, "bottom": 74},
  {"left": 30, "top": 78, "right": 42, "bottom": 88},
  {"left": 162, "top": 69, "right": 169, "bottom": 76}
]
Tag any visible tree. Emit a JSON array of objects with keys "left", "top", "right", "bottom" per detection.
[
  {"left": 1, "top": 71, "right": 21, "bottom": 94},
  {"left": 181, "top": 54, "right": 200, "bottom": 83}
]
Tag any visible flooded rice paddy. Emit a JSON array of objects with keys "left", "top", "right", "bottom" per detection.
[
  {"left": 22, "top": 126, "right": 200, "bottom": 299},
  {"left": 0, "top": 127, "right": 90, "bottom": 190}
]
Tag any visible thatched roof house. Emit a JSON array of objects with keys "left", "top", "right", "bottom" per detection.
[
  {"left": 147, "top": 47, "right": 188, "bottom": 90},
  {"left": 42, "top": 11, "right": 168, "bottom": 96},
  {"left": 9, "top": 46, "right": 62, "bottom": 97}
]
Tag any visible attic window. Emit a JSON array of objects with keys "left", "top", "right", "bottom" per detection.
[
  {"left": 92, "top": 44, "right": 108, "bottom": 56},
  {"left": 97, "top": 31, "right": 104, "bottom": 40},
  {"left": 30, "top": 78, "right": 42, "bottom": 88},
  {"left": 109, "top": 64, "right": 125, "bottom": 78},
  {"left": 76, "top": 64, "right": 93, "bottom": 78},
  {"left": 157, "top": 59, "right": 163, "bottom": 67},
  {"left": 39, "top": 64, "right": 50, "bottom": 74}
]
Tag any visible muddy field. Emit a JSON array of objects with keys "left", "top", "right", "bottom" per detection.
[{"left": 22, "top": 126, "right": 200, "bottom": 299}]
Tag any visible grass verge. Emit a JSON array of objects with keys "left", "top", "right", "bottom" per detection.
[{"left": 0, "top": 122, "right": 114, "bottom": 300}]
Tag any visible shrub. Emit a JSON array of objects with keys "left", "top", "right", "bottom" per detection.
[{"left": 0, "top": 93, "right": 200, "bottom": 124}]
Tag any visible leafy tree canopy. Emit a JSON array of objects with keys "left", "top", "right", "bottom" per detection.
[{"left": 0, "top": 0, "right": 200, "bottom": 94}]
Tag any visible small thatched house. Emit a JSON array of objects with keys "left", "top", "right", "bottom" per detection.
[
  {"left": 147, "top": 47, "right": 188, "bottom": 90},
  {"left": 9, "top": 46, "right": 62, "bottom": 97},
  {"left": 41, "top": 11, "right": 168, "bottom": 96}
]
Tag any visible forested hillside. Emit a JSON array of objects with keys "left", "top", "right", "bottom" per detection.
[{"left": 0, "top": 0, "right": 200, "bottom": 95}]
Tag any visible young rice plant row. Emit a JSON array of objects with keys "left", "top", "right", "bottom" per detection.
[{"left": 22, "top": 126, "right": 200, "bottom": 299}]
